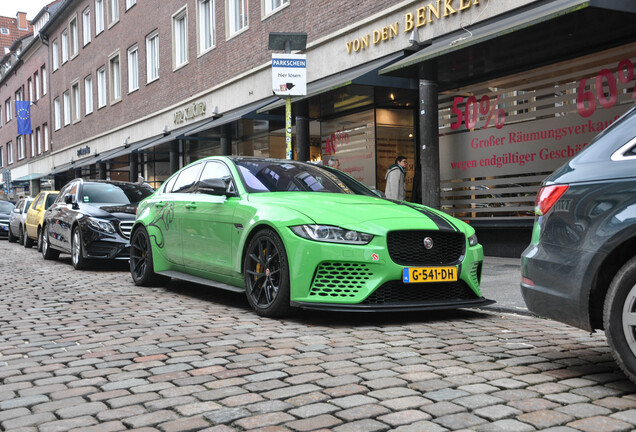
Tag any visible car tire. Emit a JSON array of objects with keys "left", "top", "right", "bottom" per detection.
[
  {"left": 604, "top": 255, "right": 636, "bottom": 384},
  {"left": 18, "top": 225, "right": 25, "bottom": 245},
  {"left": 8, "top": 225, "right": 17, "bottom": 243},
  {"left": 24, "top": 230, "right": 34, "bottom": 248},
  {"left": 129, "top": 226, "right": 169, "bottom": 286},
  {"left": 243, "top": 228, "right": 291, "bottom": 318},
  {"left": 41, "top": 226, "right": 59, "bottom": 261},
  {"left": 71, "top": 227, "right": 88, "bottom": 270},
  {"left": 37, "top": 228, "right": 44, "bottom": 252}
]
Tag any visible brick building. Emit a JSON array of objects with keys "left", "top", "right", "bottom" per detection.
[{"left": 1, "top": 0, "right": 636, "bottom": 255}]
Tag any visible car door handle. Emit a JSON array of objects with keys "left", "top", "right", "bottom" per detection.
[
  {"left": 154, "top": 202, "right": 165, "bottom": 209},
  {"left": 185, "top": 203, "right": 197, "bottom": 210}
]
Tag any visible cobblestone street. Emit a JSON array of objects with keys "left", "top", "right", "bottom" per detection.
[{"left": 2, "top": 240, "right": 636, "bottom": 432}]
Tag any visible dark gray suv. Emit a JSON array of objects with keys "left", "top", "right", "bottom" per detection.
[{"left": 521, "top": 104, "right": 636, "bottom": 382}]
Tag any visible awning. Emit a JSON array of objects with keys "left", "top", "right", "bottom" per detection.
[
  {"left": 50, "top": 162, "right": 74, "bottom": 175},
  {"left": 380, "top": 0, "right": 636, "bottom": 87},
  {"left": 103, "top": 134, "right": 165, "bottom": 160},
  {"left": 185, "top": 96, "right": 279, "bottom": 137},
  {"left": 13, "top": 173, "right": 46, "bottom": 181},
  {"left": 255, "top": 52, "right": 408, "bottom": 114}
]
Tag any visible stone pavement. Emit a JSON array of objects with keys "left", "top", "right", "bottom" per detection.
[{"left": 2, "top": 240, "right": 636, "bottom": 432}]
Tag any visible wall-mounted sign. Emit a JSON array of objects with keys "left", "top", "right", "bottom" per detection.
[
  {"left": 174, "top": 101, "right": 206, "bottom": 125},
  {"left": 272, "top": 54, "right": 307, "bottom": 96},
  {"left": 77, "top": 146, "right": 90, "bottom": 157}
]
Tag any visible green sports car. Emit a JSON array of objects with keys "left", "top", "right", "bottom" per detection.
[{"left": 130, "top": 156, "right": 492, "bottom": 317}]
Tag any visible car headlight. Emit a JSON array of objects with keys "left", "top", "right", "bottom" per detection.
[
  {"left": 87, "top": 217, "right": 116, "bottom": 234},
  {"left": 290, "top": 225, "right": 374, "bottom": 245},
  {"left": 468, "top": 233, "right": 479, "bottom": 247}
]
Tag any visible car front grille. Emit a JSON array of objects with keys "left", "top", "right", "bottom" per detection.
[
  {"left": 309, "top": 262, "right": 373, "bottom": 298},
  {"left": 362, "top": 280, "right": 478, "bottom": 305},
  {"left": 386, "top": 230, "right": 465, "bottom": 265},
  {"left": 119, "top": 221, "right": 134, "bottom": 239}
]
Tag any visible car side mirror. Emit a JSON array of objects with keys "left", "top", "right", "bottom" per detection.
[
  {"left": 372, "top": 188, "right": 386, "bottom": 198},
  {"left": 199, "top": 178, "right": 235, "bottom": 197},
  {"left": 64, "top": 194, "right": 73, "bottom": 204},
  {"left": 13, "top": 208, "right": 20, "bottom": 214}
]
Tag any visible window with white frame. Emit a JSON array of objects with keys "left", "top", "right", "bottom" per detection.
[
  {"left": 54, "top": 98, "right": 61, "bottom": 130},
  {"left": 44, "top": 124, "right": 49, "bottom": 151},
  {"left": 15, "top": 88, "right": 23, "bottom": 102},
  {"left": 63, "top": 91, "right": 70, "bottom": 126},
  {"left": 0, "top": 147, "right": 3, "bottom": 167},
  {"left": 17, "top": 136, "right": 24, "bottom": 160},
  {"left": 146, "top": 31, "right": 159, "bottom": 82},
  {"left": 35, "top": 72, "right": 40, "bottom": 100},
  {"left": 30, "top": 134, "right": 34, "bottom": 158},
  {"left": 126, "top": 0, "right": 136, "bottom": 9},
  {"left": 7, "top": 142, "right": 13, "bottom": 164},
  {"left": 42, "top": 66, "right": 47, "bottom": 95},
  {"left": 228, "top": 0, "right": 247, "bottom": 35},
  {"left": 36, "top": 127, "right": 41, "bottom": 154},
  {"left": 127, "top": 45, "right": 138, "bottom": 92},
  {"left": 61, "top": 30, "right": 69, "bottom": 63},
  {"left": 109, "top": 53, "right": 121, "bottom": 101},
  {"left": 95, "top": 0, "right": 104, "bottom": 34},
  {"left": 97, "top": 67, "right": 106, "bottom": 107},
  {"left": 5, "top": 99, "right": 11, "bottom": 122},
  {"left": 72, "top": 82, "right": 81, "bottom": 121},
  {"left": 0, "top": 106, "right": 2, "bottom": 127},
  {"left": 84, "top": 75, "right": 93, "bottom": 114},
  {"left": 28, "top": 78, "right": 33, "bottom": 101},
  {"left": 173, "top": 8, "right": 188, "bottom": 68},
  {"left": 52, "top": 40, "right": 59, "bottom": 70},
  {"left": 108, "top": 0, "right": 119, "bottom": 26},
  {"left": 264, "top": 0, "right": 288, "bottom": 15},
  {"left": 83, "top": 8, "right": 91, "bottom": 45},
  {"left": 198, "top": 0, "right": 215, "bottom": 54},
  {"left": 70, "top": 17, "right": 79, "bottom": 57}
]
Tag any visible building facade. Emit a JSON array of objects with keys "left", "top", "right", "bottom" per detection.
[{"left": 1, "top": 0, "right": 635, "bottom": 256}]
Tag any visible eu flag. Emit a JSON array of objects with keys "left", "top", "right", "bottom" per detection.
[{"left": 16, "top": 100, "right": 32, "bottom": 135}]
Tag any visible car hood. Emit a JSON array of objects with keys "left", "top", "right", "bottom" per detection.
[
  {"left": 247, "top": 192, "right": 467, "bottom": 232},
  {"left": 82, "top": 203, "right": 138, "bottom": 220}
]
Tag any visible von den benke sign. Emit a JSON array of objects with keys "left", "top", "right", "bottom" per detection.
[
  {"left": 346, "top": 0, "right": 480, "bottom": 54},
  {"left": 174, "top": 101, "right": 206, "bottom": 125}
]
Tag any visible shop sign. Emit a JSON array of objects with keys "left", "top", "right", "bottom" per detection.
[
  {"left": 272, "top": 54, "right": 307, "bottom": 96},
  {"left": 346, "top": 0, "right": 480, "bottom": 54},
  {"left": 174, "top": 101, "right": 206, "bottom": 125},
  {"left": 77, "top": 146, "right": 91, "bottom": 157}
]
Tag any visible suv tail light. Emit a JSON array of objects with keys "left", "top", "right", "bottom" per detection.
[{"left": 535, "top": 185, "right": 569, "bottom": 216}]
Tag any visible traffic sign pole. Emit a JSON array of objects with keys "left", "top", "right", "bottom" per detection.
[{"left": 286, "top": 97, "right": 292, "bottom": 160}]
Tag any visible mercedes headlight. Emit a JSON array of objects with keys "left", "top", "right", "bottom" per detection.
[
  {"left": 290, "top": 225, "right": 373, "bottom": 245},
  {"left": 87, "top": 217, "right": 115, "bottom": 234},
  {"left": 468, "top": 233, "right": 479, "bottom": 247}
]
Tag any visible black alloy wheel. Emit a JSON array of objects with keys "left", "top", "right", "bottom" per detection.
[
  {"left": 129, "top": 226, "right": 168, "bottom": 286},
  {"left": 243, "top": 229, "right": 291, "bottom": 318},
  {"left": 41, "top": 226, "right": 59, "bottom": 260}
]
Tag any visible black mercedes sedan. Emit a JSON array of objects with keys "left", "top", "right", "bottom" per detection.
[
  {"left": 521, "top": 103, "right": 636, "bottom": 383},
  {"left": 41, "top": 179, "right": 154, "bottom": 269}
]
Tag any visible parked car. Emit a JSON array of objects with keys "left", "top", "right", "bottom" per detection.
[
  {"left": 41, "top": 179, "right": 154, "bottom": 269},
  {"left": 8, "top": 197, "right": 33, "bottom": 244},
  {"left": 0, "top": 200, "right": 15, "bottom": 239},
  {"left": 25, "top": 191, "right": 59, "bottom": 249},
  {"left": 521, "top": 104, "right": 636, "bottom": 382},
  {"left": 130, "top": 156, "right": 492, "bottom": 317}
]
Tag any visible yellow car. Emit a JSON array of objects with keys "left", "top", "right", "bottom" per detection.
[{"left": 25, "top": 190, "right": 59, "bottom": 250}]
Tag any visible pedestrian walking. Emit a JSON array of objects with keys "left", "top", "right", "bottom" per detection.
[
  {"left": 328, "top": 157, "right": 340, "bottom": 169},
  {"left": 385, "top": 155, "right": 407, "bottom": 200}
]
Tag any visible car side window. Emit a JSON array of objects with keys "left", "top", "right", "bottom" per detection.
[
  {"left": 197, "top": 162, "right": 234, "bottom": 193},
  {"left": 162, "top": 175, "right": 178, "bottom": 193},
  {"left": 170, "top": 164, "right": 202, "bottom": 194},
  {"left": 33, "top": 194, "right": 44, "bottom": 209}
]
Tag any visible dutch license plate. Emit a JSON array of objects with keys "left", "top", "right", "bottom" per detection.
[{"left": 403, "top": 266, "right": 458, "bottom": 283}]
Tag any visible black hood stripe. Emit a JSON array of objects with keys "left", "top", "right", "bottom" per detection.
[{"left": 397, "top": 201, "right": 458, "bottom": 232}]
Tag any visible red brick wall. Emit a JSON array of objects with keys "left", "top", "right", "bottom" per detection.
[{"left": 47, "top": 0, "right": 394, "bottom": 152}]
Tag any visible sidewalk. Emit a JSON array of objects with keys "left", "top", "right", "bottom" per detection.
[{"left": 479, "top": 256, "right": 530, "bottom": 315}]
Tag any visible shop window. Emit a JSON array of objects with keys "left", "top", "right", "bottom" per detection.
[
  {"left": 197, "top": 0, "right": 215, "bottom": 54},
  {"left": 172, "top": 8, "right": 188, "bottom": 69}
]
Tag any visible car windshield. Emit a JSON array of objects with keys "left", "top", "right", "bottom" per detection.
[
  {"left": 81, "top": 183, "right": 154, "bottom": 205},
  {"left": 235, "top": 159, "right": 377, "bottom": 196},
  {"left": 0, "top": 201, "right": 14, "bottom": 212}
]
